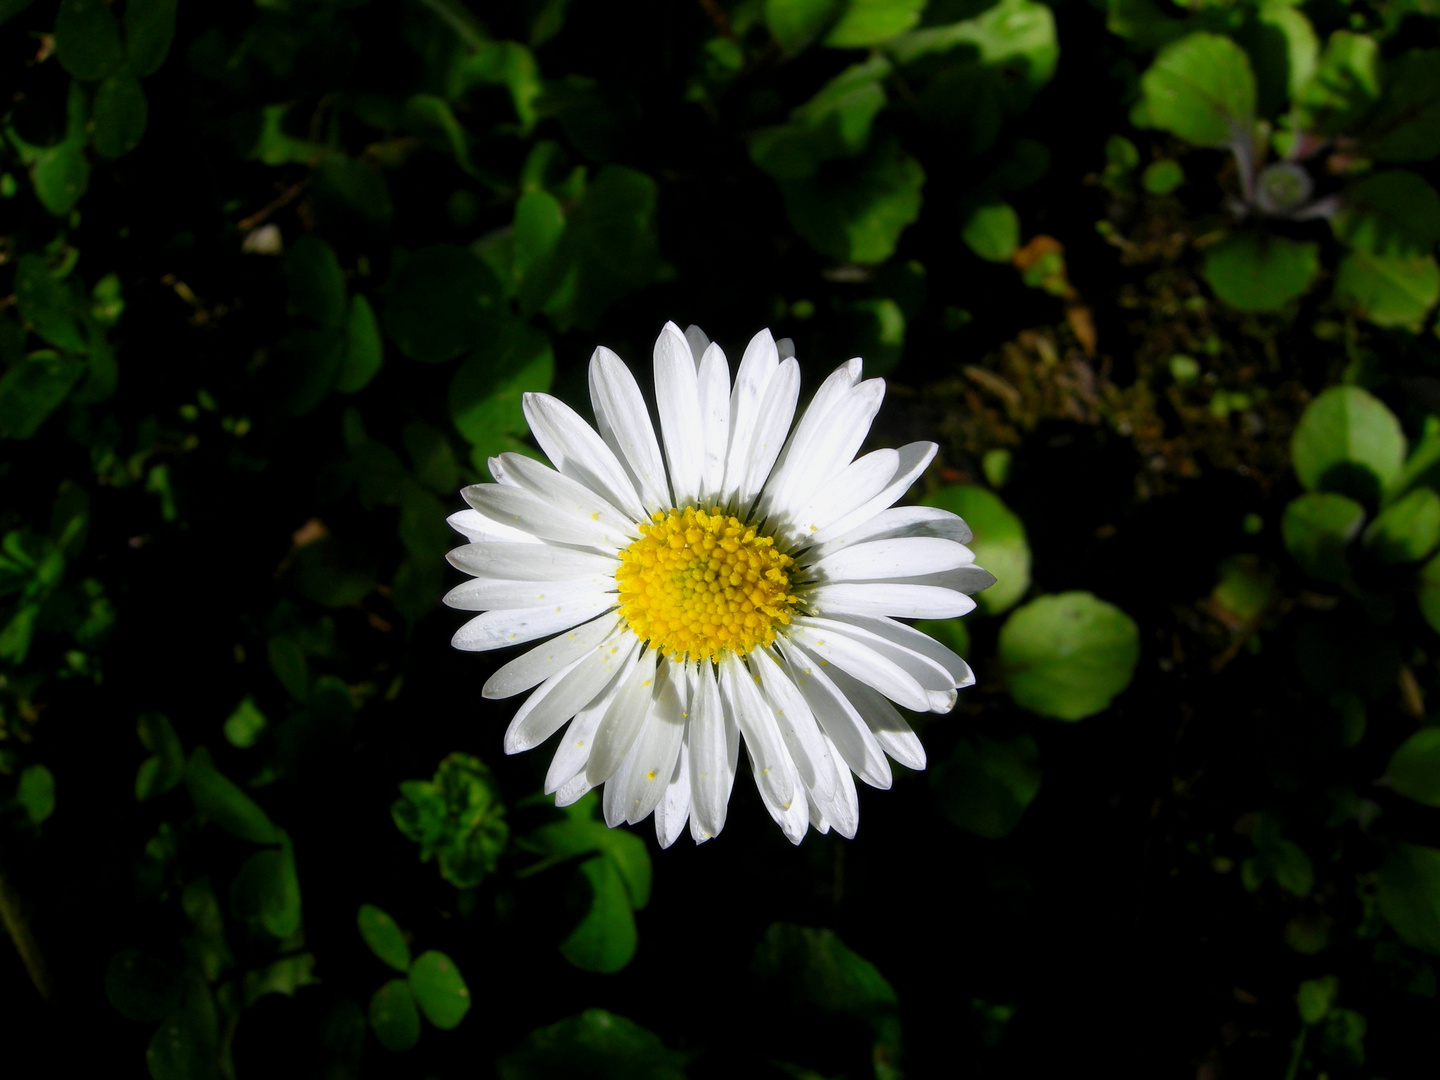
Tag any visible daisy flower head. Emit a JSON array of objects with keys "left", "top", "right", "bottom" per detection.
[{"left": 445, "top": 323, "right": 993, "bottom": 846}]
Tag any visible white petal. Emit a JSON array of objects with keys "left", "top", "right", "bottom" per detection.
[
  {"left": 806, "top": 537, "right": 975, "bottom": 584},
  {"left": 761, "top": 371, "right": 884, "bottom": 523},
  {"left": 826, "top": 665, "right": 927, "bottom": 770},
  {"left": 613, "top": 660, "right": 687, "bottom": 825},
  {"left": 451, "top": 597, "right": 617, "bottom": 651},
  {"left": 447, "top": 542, "right": 617, "bottom": 581},
  {"left": 749, "top": 645, "right": 838, "bottom": 805},
  {"left": 720, "top": 329, "right": 779, "bottom": 506},
  {"left": 446, "top": 508, "right": 536, "bottom": 544},
  {"left": 544, "top": 668, "right": 628, "bottom": 793},
  {"left": 819, "top": 751, "right": 859, "bottom": 839},
  {"left": 719, "top": 653, "right": 796, "bottom": 812},
  {"left": 890, "top": 565, "right": 997, "bottom": 596},
  {"left": 654, "top": 736, "right": 692, "bottom": 849},
  {"left": 523, "top": 393, "right": 647, "bottom": 521},
  {"left": 589, "top": 346, "right": 672, "bottom": 512},
  {"left": 808, "top": 442, "right": 938, "bottom": 544},
  {"left": 766, "top": 781, "right": 810, "bottom": 844},
  {"left": 684, "top": 324, "right": 710, "bottom": 361},
  {"left": 833, "top": 614, "right": 975, "bottom": 689},
  {"left": 738, "top": 358, "right": 801, "bottom": 512},
  {"left": 492, "top": 453, "right": 638, "bottom": 537},
  {"left": 696, "top": 341, "right": 731, "bottom": 504},
  {"left": 654, "top": 321, "right": 705, "bottom": 507},
  {"left": 504, "top": 633, "right": 639, "bottom": 753},
  {"left": 806, "top": 506, "right": 973, "bottom": 560},
  {"left": 797, "top": 613, "right": 960, "bottom": 710},
  {"left": 462, "top": 482, "right": 630, "bottom": 551},
  {"left": 442, "top": 576, "right": 615, "bottom": 612},
  {"left": 777, "top": 639, "right": 892, "bottom": 789},
  {"left": 586, "top": 647, "right": 658, "bottom": 784},
  {"left": 784, "top": 618, "right": 930, "bottom": 712},
  {"left": 553, "top": 771, "right": 594, "bottom": 807},
  {"left": 483, "top": 612, "right": 622, "bottom": 699},
  {"left": 688, "top": 660, "right": 734, "bottom": 841},
  {"left": 786, "top": 449, "right": 898, "bottom": 544},
  {"left": 807, "top": 582, "right": 976, "bottom": 620}
]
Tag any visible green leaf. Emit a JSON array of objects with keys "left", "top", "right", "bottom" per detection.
[
  {"left": 122, "top": 0, "right": 178, "bottom": 77},
  {"left": 559, "top": 855, "right": 638, "bottom": 973},
  {"left": 1210, "top": 555, "right": 1277, "bottom": 623},
  {"left": 392, "top": 753, "right": 509, "bottom": 888},
  {"left": 930, "top": 735, "right": 1041, "bottom": 839},
  {"left": 1377, "top": 842, "right": 1440, "bottom": 955},
  {"left": 1418, "top": 549, "right": 1440, "bottom": 635},
  {"left": 1248, "top": 1, "right": 1318, "bottom": 111},
  {"left": 231, "top": 839, "right": 302, "bottom": 938},
  {"left": 272, "top": 328, "right": 344, "bottom": 416},
  {"left": 335, "top": 295, "right": 383, "bottom": 394},
  {"left": 1388, "top": 728, "right": 1440, "bottom": 807},
  {"left": 1141, "top": 159, "right": 1183, "bottom": 195},
  {"left": 1332, "top": 171, "right": 1440, "bottom": 258},
  {"left": 497, "top": 1009, "right": 688, "bottom": 1080},
  {"left": 267, "top": 635, "right": 310, "bottom": 701},
  {"left": 136, "top": 712, "right": 184, "bottom": 801},
  {"left": 961, "top": 202, "right": 1020, "bottom": 263},
  {"left": 54, "top": 0, "right": 123, "bottom": 81},
  {"left": 1297, "top": 975, "right": 1338, "bottom": 1026},
  {"left": 1291, "top": 30, "right": 1380, "bottom": 136},
  {"left": 369, "top": 979, "right": 421, "bottom": 1052},
  {"left": 408, "top": 950, "right": 471, "bottom": 1030},
  {"left": 183, "top": 748, "right": 281, "bottom": 845},
  {"left": 1140, "top": 33, "right": 1256, "bottom": 148},
  {"left": 1363, "top": 49, "right": 1440, "bottom": 163},
  {"left": 105, "top": 950, "right": 180, "bottom": 1022},
  {"left": 310, "top": 155, "right": 393, "bottom": 233},
  {"left": 1201, "top": 233, "right": 1319, "bottom": 313},
  {"left": 91, "top": 66, "right": 147, "bottom": 159},
  {"left": 750, "top": 58, "right": 889, "bottom": 181},
  {"left": 223, "top": 696, "right": 268, "bottom": 750},
  {"left": 780, "top": 141, "right": 925, "bottom": 264},
  {"left": 398, "top": 482, "right": 453, "bottom": 565},
  {"left": 886, "top": 0, "right": 1059, "bottom": 101},
  {"left": 1333, "top": 250, "right": 1440, "bottom": 332},
  {"left": 403, "top": 422, "right": 460, "bottom": 496},
  {"left": 513, "top": 189, "right": 566, "bottom": 310},
  {"left": 383, "top": 245, "right": 503, "bottom": 363},
  {"left": 825, "top": 0, "right": 925, "bottom": 48},
  {"left": 288, "top": 537, "right": 375, "bottom": 608},
  {"left": 1282, "top": 493, "right": 1365, "bottom": 583},
  {"left": 32, "top": 140, "right": 90, "bottom": 216},
  {"left": 765, "top": 0, "right": 843, "bottom": 52},
  {"left": 923, "top": 485, "right": 1029, "bottom": 614},
  {"left": 146, "top": 971, "right": 219, "bottom": 1080},
  {"left": 1291, "top": 385, "right": 1406, "bottom": 500},
  {"left": 0, "top": 354, "right": 86, "bottom": 439},
  {"left": 1363, "top": 487, "right": 1440, "bottom": 564},
  {"left": 358, "top": 904, "right": 411, "bottom": 973},
  {"left": 448, "top": 322, "right": 554, "bottom": 455},
  {"left": 15, "top": 763, "right": 55, "bottom": 824},
  {"left": 999, "top": 592, "right": 1141, "bottom": 721},
  {"left": 14, "top": 254, "right": 86, "bottom": 352},
  {"left": 286, "top": 235, "right": 347, "bottom": 329}
]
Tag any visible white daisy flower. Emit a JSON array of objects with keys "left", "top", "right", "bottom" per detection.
[{"left": 445, "top": 322, "right": 992, "bottom": 846}]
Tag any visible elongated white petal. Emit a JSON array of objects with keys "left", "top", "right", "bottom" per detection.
[
  {"left": 762, "top": 373, "right": 885, "bottom": 523},
  {"left": 819, "top": 750, "right": 859, "bottom": 839},
  {"left": 451, "top": 596, "right": 616, "bottom": 651},
  {"left": 784, "top": 618, "right": 930, "bottom": 712},
  {"left": 615, "top": 660, "right": 687, "bottom": 825},
  {"left": 750, "top": 645, "right": 837, "bottom": 804},
  {"left": 654, "top": 736, "right": 692, "bottom": 848},
  {"left": 825, "top": 665, "right": 927, "bottom": 769},
  {"left": 523, "top": 393, "right": 647, "bottom": 521},
  {"left": 766, "top": 780, "right": 810, "bottom": 844},
  {"left": 778, "top": 639, "right": 892, "bottom": 789},
  {"left": 738, "top": 358, "right": 800, "bottom": 511},
  {"left": 443, "top": 576, "right": 615, "bottom": 612},
  {"left": 589, "top": 346, "right": 672, "bottom": 512},
  {"left": 805, "top": 506, "right": 973, "bottom": 560},
  {"left": 462, "top": 483, "right": 630, "bottom": 551},
  {"left": 688, "top": 660, "right": 733, "bottom": 840},
  {"left": 787, "top": 449, "right": 898, "bottom": 543},
  {"left": 492, "top": 454, "right": 638, "bottom": 537},
  {"left": 586, "top": 647, "right": 658, "bottom": 784},
  {"left": 808, "top": 442, "right": 937, "bottom": 544},
  {"left": 654, "top": 321, "right": 705, "bottom": 507},
  {"left": 448, "top": 542, "right": 617, "bottom": 581},
  {"left": 889, "top": 566, "right": 997, "bottom": 596},
  {"left": 798, "top": 613, "right": 959, "bottom": 706},
  {"left": 721, "top": 329, "right": 780, "bottom": 506},
  {"left": 553, "top": 770, "right": 594, "bottom": 807},
  {"left": 696, "top": 341, "right": 731, "bottom": 504},
  {"left": 504, "top": 633, "right": 638, "bottom": 753},
  {"left": 833, "top": 614, "right": 975, "bottom": 689},
  {"left": 684, "top": 324, "right": 710, "bottom": 361},
  {"left": 719, "top": 653, "right": 795, "bottom": 811},
  {"left": 806, "top": 537, "right": 974, "bottom": 585},
  {"left": 544, "top": 667, "right": 628, "bottom": 793},
  {"left": 446, "top": 508, "right": 537, "bottom": 544},
  {"left": 807, "top": 582, "right": 976, "bottom": 620},
  {"left": 483, "top": 612, "right": 622, "bottom": 699}
]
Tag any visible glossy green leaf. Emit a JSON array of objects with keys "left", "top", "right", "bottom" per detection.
[
  {"left": 384, "top": 245, "right": 502, "bottom": 363},
  {"left": 999, "top": 592, "right": 1140, "bottom": 720},
  {"left": 1282, "top": 493, "right": 1365, "bottom": 583},
  {"left": 1201, "top": 233, "right": 1319, "bottom": 313},
  {"left": 1333, "top": 250, "right": 1440, "bottom": 332},
  {"left": 1363, "top": 487, "right": 1440, "bottom": 564},
  {"left": 15, "top": 763, "right": 55, "bottom": 824},
  {"left": 513, "top": 188, "right": 566, "bottom": 309},
  {"left": 961, "top": 203, "right": 1020, "bottom": 263},
  {"left": 1292, "top": 30, "right": 1380, "bottom": 136},
  {"left": 123, "top": 0, "right": 178, "bottom": 77},
  {"left": 286, "top": 236, "right": 347, "bottom": 329},
  {"left": 559, "top": 854, "right": 638, "bottom": 973},
  {"left": 1291, "top": 386, "right": 1406, "bottom": 500},
  {"left": 1297, "top": 975, "right": 1338, "bottom": 1026},
  {"left": 105, "top": 950, "right": 180, "bottom": 1022},
  {"left": 92, "top": 66, "right": 147, "bottom": 159},
  {"left": 448, "top": 322, "right": 554, "bottom": 454},
  {"left": 1388, "top": 728, "right": 1440, "bottom": 807},
  {"left": 923, "top": 484, "right": 1029, "bottom": 614},
  {"left": 780, "top": 141, "right": 925, "bottom": 264},
  {"left": 750, "top": 58, "right": 889, "bottom": 181},
  {"left": 1248, "top": 1, "right": 1318, "bottom": 111},
  {"left": 392, "top": 753, "right": 509, "bottom": 889},
  {"left": 765, "top": 0, "right": 843, "bottom": 51},
  {"left": 369, "top": 979, "right": 421, "bottom": 1052},
  {"left": 335, "top": 295, "right": 383, "bottom": 394},
  {"left": 496, "top": 1009, "right": 688, "bottom": 1080},
  {"left": 13, "top": 254, "right": 85, "bottom": 353},
  {"left": 1141, "top": 159, "right": 1183, "bottom": 195},
  {"left": 54, "top": 0, "right": 123, "bottom": 81},
  {"left": 32, "top": 141, "right": 90, "bottom": 216},
  {"left": 231, "top": 839, "right": 301, "bottom": 938},
  {"left": 1377, "top": 842, "right": 1440, "bottom": 955},
  {"left": 886, "top": 0, "right": 1059, "bottom": 101},
  {"left": 358, "top": 904, "right": 411, "bottom": 973},
  {"left": 408, "top": 950, "right": 471, "bottom": 1030},
  {"left": 1364, "top": 49, "right": 1440, "bottom": 163},
  {"left": 930, "top": 735, "right": 1041, "bottom": 839},
  {"left": 1140, "top": 33, "right": 1256, "bottom": 148},
  {"left": 825, "top": 0, "right": 925, "bottom": 48},
  {"left": 0, "top": 354, "right": 86, "bottom": 439},
  {"left": 183, "top": 748, "right": 281, "bottom": 845},
  {"left": 1332, "top": 171, "right": 1440, "bottom": 258}
]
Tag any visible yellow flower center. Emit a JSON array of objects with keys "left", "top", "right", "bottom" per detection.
[{"left": 616, "top": 506, "right": 797, "bottom": 662}]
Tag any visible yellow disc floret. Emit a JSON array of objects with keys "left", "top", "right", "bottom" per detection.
[{"left": 616, "top": 506, "right": 797, "bottom": 662}]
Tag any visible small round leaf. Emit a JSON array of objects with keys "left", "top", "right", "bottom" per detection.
[
  {"left": 1202, "top": 233, "right": 1319, "bottom": 313},
  {"left": 998, "top": 592, "right": 1140, "bottom": 720},
  {"left": 408, "top": 950, "right": 471, "bottom": 1030},
  {"left": 1363, "top": 487, "right": 1440, "bottom": 563},
  {"left": 369, "top": 979, "right": 421, "bottom": 1052},
  {"left": 1291, "top": 386, "right": 1405, "bottom": 501},
  {"left": 1388, "top": 728, "right": 1440, "bottom": 807},
  {"left": 55, "top": 0, "right": 124, "bottom": 81},
  {"left": 1282, "top": 493, "right": 1365, "bottom": 582},
  {"left": 92, "top": 67, "right": 147, "bottom": 160},
  {"left": 358, "top": 904, "right": 411, "bottom": 973}
]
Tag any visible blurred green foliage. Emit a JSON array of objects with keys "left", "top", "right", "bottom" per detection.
[{"left": 2, "top": 0, "right": 1440, "bottom": 1077}]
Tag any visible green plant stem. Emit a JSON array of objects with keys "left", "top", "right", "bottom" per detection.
[{"left": 1283, "top": 1025, "right": 1308, "bottom": 1080}]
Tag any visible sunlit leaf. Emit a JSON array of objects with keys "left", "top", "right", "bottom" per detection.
[
  {"left": 923, "top": 484, "right": 1029, "bottom": 614},
  {"left": 358, "top": 904, "right": 411, "bottom": 973},
  {"left": 999, "top": 592, "right": 1140, "bottom": 720},
  {"left": 1333, "top": 250, "right": 1440, "bottom": 332},
  {"left": 1140, "top": 32, "right": 1256, "bottom": 148},
  {"left": 408, "top": 950, "right": 471, "bottom": 1030},
  {"left": 1201, "top": 233, "right": 1319, "bottom": 313},
  {"left": 1282, "top": 493, "right": 1365, "bottom": 583},
  {"left": 1291, "top": 386, "right": 1405, "bottom": 501}
]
